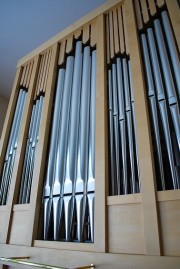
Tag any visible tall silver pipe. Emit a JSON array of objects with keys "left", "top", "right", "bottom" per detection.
[
  {"left": 112, "top": 64, "right": 121, "bottom": 195},
  {"left": 55, "top": 41, "right": 83, "bottom": 241},
  {"left": 122, "top": 58, "right": 136, "bottom": 194},
  {"left": 87, "top": 50, "right": 96, "bottom": 193},
  {"left": 147, "top": 28, "right": 178, "bottom": 189},
  {"left": 107, "top": 69, "right": 115, "bottom": 195},
  {"left": 1, "top": 90, "right": 27, "bottom": 205},
  {"left": 75, "top": 46, "right": 91, "bottom": 242},
  {"left": 25, "top": 95, "right": 44, "bottom": 203},
  {"left": 127, "top": 60, "right": 140, "bottom": 192},
  {"left": 116, "top": 58, "right": 127, "bottom": 194},
  {"left": 4, "top": 89, "right": 23, "bottom": 161},
  {"left": 154, "top": 19, "right": 180, "bottom": 152},
  {"left": 53, "top": 55, "right": 74, "bottom": 241},
  {"left": 161, "top": 11, "right": 180, "bottom": 99},
  {"left": 87, "top": 50, "right": 96, "bottom": 242},
  {"left": 43, "top": 69, "right": 65, "bottom": 240},
  {"left": 19, "top": 103, "right": 36, "bottom": 203},
  {"left": 141, "top": 34, "right": 165, "bottom": 190},
  {"left": 21, "top": 100, "right": 40, "bottom": 204}
]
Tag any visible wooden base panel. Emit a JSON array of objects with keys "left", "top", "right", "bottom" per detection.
[{"left": 0, "top": 244, "right": 180, "bottom": 269}]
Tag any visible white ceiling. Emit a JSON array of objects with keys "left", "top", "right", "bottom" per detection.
[{"left": 0, "top": 0, "right": 107, "bottom": 100}]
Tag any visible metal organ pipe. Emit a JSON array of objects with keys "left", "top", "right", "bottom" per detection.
[
  {"left": 18, "top": 94, "right": 44, "bottom": 205},
  {"left": 140, "top": 7, "right": 180, "bottom": 190},
  {"left": 0, "top": 89, "right": 27, "bottom": 205},
  {"left": 108, "top": 56, "right": 141, "bottom": 196},
  {"left": 42, "top": 41, "right": 96, "bottom": 243}
]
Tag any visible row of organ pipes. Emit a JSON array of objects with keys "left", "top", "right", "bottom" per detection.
[
  {"left": 108, "top": 57, "right": 140, "bottom": 195},
  {"left": 0, "top": 89, "right": 27, "bottom": 205},
  {"left": 140, "top": 9, "right": 180, "bottom": 190},
  {"left": 18, "top": 95, "right": 44, "bottom": 204},
  {"left": 43, "top": 40, "right": 96, "bottom": 242},
  {"left": 0, "top": 3, "right": 179, "bottom": 245}
]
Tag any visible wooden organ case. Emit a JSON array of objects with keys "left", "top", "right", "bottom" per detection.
[{"left": 0, "top": 0, "right": 179, "bottom": 268}]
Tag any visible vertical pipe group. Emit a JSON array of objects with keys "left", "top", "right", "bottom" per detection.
[
  {"left": 140, "top": 9, "right": 180, "bottom": 190},
  {"left": 43, "top": 40, "right": 96, "bottom": 242},
  {"left": 0, "top": 89, "right": 27, "bottom": 205},
  {"left": 18, "top": 95, "right": 44, "bottom": 204},
  {"left": 108, "top": 57, "right": 140, "bottom": 196}
]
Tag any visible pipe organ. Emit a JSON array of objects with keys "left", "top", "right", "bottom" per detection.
[{"left": 0, "top": 0, "right": 179, "bottom": 268}]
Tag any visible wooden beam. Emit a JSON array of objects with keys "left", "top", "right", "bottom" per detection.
[
  {"left": 94, "top": 14, "right": 108, "bottom": 253},
  {"left": 124, "top": 0, "right": 161, "bottom": 256}
]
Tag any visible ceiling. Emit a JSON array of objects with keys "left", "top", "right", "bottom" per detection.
[{"left": 0, "top": 0, "right": 107, "bottom": 100}]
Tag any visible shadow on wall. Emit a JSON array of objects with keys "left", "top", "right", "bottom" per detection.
[{"left": 0, "top": 95, "right": 9, "bottom": 139}]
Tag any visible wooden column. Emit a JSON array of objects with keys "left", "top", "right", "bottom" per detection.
[
  {"left": 124, "top": 0, "right": 161, "bottom": 256},
  {"left": 94, "top": 14, "right": 108, "bottom": 253},
  {"left": 0, "top": 56, "right": 40, "bottom": 243},
  {"left": 26, "top": 43, "right": 59, "bottom": 245}
]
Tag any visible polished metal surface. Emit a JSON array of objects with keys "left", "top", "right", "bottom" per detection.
[
  {"left": 108, "top": 56, "right": 140, "bottom": 196},
  {"left": 18, "top": 95, "right": 44, "bottom": 204},
  {"left": 0, "top": 89, "right": 27, "bottom": 205},
  {"left": 140, "top": 9, "right": 180, "bottom": 190},
  {"left": 43, "top": 41, "right": 96, "bottom": 242}
]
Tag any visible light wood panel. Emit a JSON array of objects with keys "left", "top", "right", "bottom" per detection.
[
  {"left": 107, "top": 193, "right": 142, "bottom": 205},
  {"left": 159, "top": 200, "right": 180, "bottom": 256},
  {"left": 9, "top": 210, "right": 30, "bottom": 245},
  {"left": 0, "top": 244, "right": 180, "bottom": 269},
  {"left": 108, "top": 203, "right": 145, "bottom": 254},
  {"left": 124, "top": 0, "right": 161, "bottom": 255}
]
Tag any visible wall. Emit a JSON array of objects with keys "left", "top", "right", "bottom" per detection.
[{"left": 0, "top": 95, "right": 8, "bottom": 138}]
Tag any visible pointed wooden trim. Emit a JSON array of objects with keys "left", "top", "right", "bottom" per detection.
[
  {"left": 74, "top": 29, "right": 82, "bottom": 40},
  {"left": 58, "top": 39, "right": 66, "bottom": 66},
  {"left": 105, "top": 14, "right": 110, "bottom": 64},
  {"left": 43, "top": 49, "right": 53, "bottom": 94},
  {"left": 113, "top": 8, "right": 120, "bottom": 54},
  {"left": 122, "top": 5, "right": 129, "bottom": 54},
  {"left": 20, "top": 66, "right": 26, "bottom": 87},
  {"left": 66, "top": 35, "right": 73, "bottom": 54},
  {"left": 147, "top": 0, "right": 157, "bottom": 16},
  {"left": 156, "top": 0, "right": 165, "bottom": 8},
  {"left": 83, "top": 24, "right": 90, "bottom": 44},
  {"left": 134, "top": 0, "right": 143, "bottom": 30},
  {"left": 140, "top": 0, "right": 149, "bottom": 24},
  {"left": 109, "top": 10, "right": 115, "bottom": 59},
  {"left": 117, "top": 6, "right": 125, "bottom": 54},
  {"left": 90, "top": 20, "right": 97, "bottom": 47}
]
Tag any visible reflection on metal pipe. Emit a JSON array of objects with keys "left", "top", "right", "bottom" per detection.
[
  {"left": 0, "top": 89, "right": 27, "bottom": 205},
  {"left": 42, "top": 41, "right": 96, "bottom": 243},
  {"left": 108, "top": 56, "right": 140, "bottom": 196},
  {"left": 18, "top": 95, "right": 44, "bottom": 204},
  {"left": 139, "top": 7, "right": 180, "bottom": 190}
]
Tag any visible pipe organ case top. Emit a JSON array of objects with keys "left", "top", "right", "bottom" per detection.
[{"left": 0, "top": 0, "right": 180, "bottom": 268}]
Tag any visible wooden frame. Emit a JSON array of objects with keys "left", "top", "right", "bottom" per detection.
[{"left": 0, "top": 0, "right": 179, "bottom": 267}]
